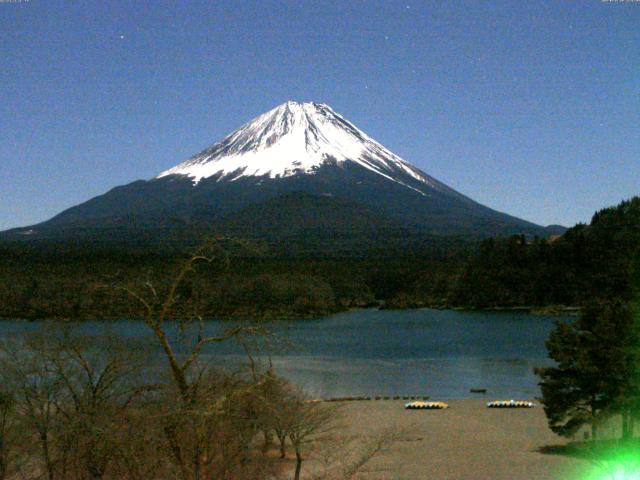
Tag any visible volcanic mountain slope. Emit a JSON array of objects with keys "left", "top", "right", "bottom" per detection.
[{"left": 2, "top": 101, "right": 559, "bottom": 248}]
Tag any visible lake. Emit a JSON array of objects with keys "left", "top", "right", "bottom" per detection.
[{"left": 0, "top": 309, "right": 567, "bottom": 399}]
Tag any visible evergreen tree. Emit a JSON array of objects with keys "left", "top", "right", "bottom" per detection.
[{"left": 536, "top": 301, "right": 640, "bottom": 440}]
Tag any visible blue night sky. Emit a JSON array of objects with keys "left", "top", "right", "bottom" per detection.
[{"left": 1, "top": 0, "right": 638, "bottom": 230}]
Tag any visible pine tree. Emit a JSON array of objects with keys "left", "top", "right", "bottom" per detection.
[{"left": 536, "top": 301, "right": 640, "bottom": 440}]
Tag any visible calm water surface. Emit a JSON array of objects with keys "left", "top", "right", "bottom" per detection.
[{"left": 1, "top": 309, "right": 567, "bottom": 399}]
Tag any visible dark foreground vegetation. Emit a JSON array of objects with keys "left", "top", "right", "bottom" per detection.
[
  {"left": 0, "top": 327, "right": 308, "bottom": 480},
  {"left": 1, "top": 197, "right": 639, "bottom": 321},
  {"left": 0, "top": 250, "right": 399, "bottom": 480}
]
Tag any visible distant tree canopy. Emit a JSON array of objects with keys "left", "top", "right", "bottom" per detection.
[
  {"left": 0, "top": 196, "right": 638, "bottom": 321},
  {"left": 0, "top": 242, "right": 471, "bottom": 321},
  {"left": 453, "top": 197, "right": 640, "bottom": 309}
]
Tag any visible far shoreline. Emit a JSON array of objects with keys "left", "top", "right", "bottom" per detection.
[{"left": 0, "top": 303, "right": 580, "bottom": 323}]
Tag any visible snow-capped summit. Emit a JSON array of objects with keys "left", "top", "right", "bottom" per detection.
[{"left": 157, "top": 101, "right": 449, "bottom": 196}]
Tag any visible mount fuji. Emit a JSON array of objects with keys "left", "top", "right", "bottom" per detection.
[
  {"left": 1, "top": 101, "right": 561, "bottom": 251},
  {"left": 157, "top": 101, "right": 456, "bottom": 197}
]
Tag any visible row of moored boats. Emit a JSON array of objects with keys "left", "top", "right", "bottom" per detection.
[{"left": 405, "top": 399, "right": 535, "bottom": 410}]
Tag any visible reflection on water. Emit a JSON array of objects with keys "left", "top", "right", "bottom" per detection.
[{"left": 0, "top": 308, "right": 567, "bottom": 399}]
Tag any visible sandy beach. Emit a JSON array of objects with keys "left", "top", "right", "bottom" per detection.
[{"left": 306, "top": 399, "right": 590, "bottom": 480}]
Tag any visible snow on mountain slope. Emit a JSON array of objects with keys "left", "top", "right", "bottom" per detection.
[{"left": 157, "top": 101, "right": 451, "bottom": 197}]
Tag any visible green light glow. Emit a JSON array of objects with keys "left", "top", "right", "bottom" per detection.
[
  {"left": 576, "top": 463, "right": 640, "bottom": 480},
  {"left": 557, "top": 437, "right": 640, "bottom": 480},
  {"left": 605, "top": 466, "right": 640, "bottom": 480},
  {"left": 574, "top": 445, "right": 640, "bottom": 480}
]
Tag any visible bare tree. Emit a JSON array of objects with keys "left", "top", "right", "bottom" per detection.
[
  {"left": 0, "top": 328, "right": 151, "bottom": 480},
  {"left": 113, "top": 241, "right": 261, "bottom": 400},
  {"left": 111, "top": 405, "right": 166, "bottom": 480},
  {"left": 0, "top": 334, "right": 62, "bottom": 480},
  {"left": 284, "top": 392, "right": 335, "bottom": 480},
  {"left": 112, "top": 240, "right": 268, "bottom": 480},
  {"left": 253, "top": 369, "right": 291, "bottom": 459},
  {"left": 46, "top": 331, "right": 149, "bottom": 480},
  {"left": 0, "top": 389, "right": 20, "bottom": 480}
]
